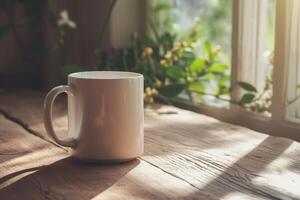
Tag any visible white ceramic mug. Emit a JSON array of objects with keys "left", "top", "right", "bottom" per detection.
[{"left": 44, "top": 71, "right": 144, "bottom": 162}]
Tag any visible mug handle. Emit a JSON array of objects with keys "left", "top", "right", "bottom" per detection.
[{"left": 44, "top": 85, "right": 77, "bottom": 148}]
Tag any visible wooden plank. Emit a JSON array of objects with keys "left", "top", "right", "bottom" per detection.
[
  {"left": 0, "top": 114, "right": 207, "bottom": 200},
  {"left": 1, "top": 91, "right": 300, "bottom": 199},
  {"left": 0, "top": 90, "right": 68, "bottom": 141},
  {"left": 0, "top": 115, "right": 66, "bottom": 190},
  {"left": 144, "top": 105, "right": 300, "bottom": 199}
]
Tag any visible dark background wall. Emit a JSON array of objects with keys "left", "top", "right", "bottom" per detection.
[
  {"left": 0, "top": 0, "right": 146, "bottom": 90},
  {"left": 0, "top": 1, "right": 43, "bottom": 89}
]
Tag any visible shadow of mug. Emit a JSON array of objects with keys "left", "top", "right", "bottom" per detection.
[{"left": 0, "top": 157, "right": 140, "bottom": 199}]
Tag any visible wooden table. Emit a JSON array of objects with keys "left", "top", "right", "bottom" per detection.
[{"left": 0, "top": 90, "right": 299, "bottom": 200}]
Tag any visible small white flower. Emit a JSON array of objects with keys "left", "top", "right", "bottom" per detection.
[{"left": 57, "top": 10, "right": 76, "bottom": 29}]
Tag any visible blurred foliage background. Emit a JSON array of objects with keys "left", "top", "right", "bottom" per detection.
[{"left": 0, "top": 0, "right": 279, "bottom": 114}]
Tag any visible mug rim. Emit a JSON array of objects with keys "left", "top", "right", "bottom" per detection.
[{"left": 69, "top": 71, "right": 143, "bottom": 80}]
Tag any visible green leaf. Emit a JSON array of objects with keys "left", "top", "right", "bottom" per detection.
[
  {"left": 165, "top": 66, "right": 185, "bottom": 79},
  {"left": 181, "top": 50, "right": 196, "bottom": 64},
  {"left": 159, "top": 84, "right": 185, "bottom": 97},
  {"left": 189, "top": 59, "right": 205, "bottom": 72},
  {"left": 61, "top": 65, "right": 84, "bottom": 77},
  {"left": 205, "top": 72, "right": 216, "bottom": 79},
  {"left": 239, "top": 93, "right": 256, "bottom": 106},
  {"left": 163, "top": 17, "right": 175, "bottom": 27},
  {"left": 161, "top": 32, "right": 175, "bottom": 50},
  {"left": 0, "top": 25, "right": 11, "bottom": 38},
  {"left": 143, "top": 35, "right": 157, "bottom": 49},
  {"left": 218, "top": 76, "right": 231, "bottom": 95},
  {"left": 188, "top": 82, "right": 205, "bottom": 94},
  {"left": 152, "top": 2, "right": 171, "bottom": 12},
  {"left": 218, "top": 85, "right": 230, "bottom": 95},
  {"left": 220, "top": 75, "right": 230, "bottom": 83},
  {"left": 208, "top": 64, "right": 228, "bottom": 73},
  {"left": 237, "top": 81, "right": 257, "bottom": 92},
  {"left": 204, "top": 40, "right": 212, "bottom": 56}
]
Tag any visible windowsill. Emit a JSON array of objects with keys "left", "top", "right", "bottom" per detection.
[{"left": 167, "top": 97, "right": 300, "bottom": 142}]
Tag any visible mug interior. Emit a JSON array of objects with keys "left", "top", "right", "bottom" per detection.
[{"left": 69, "top": 71, "right": 142, "bottom": 80}]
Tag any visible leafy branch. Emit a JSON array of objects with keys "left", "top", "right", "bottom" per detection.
[{"left": 58, "top": 1, "right": 273, "bottom": 114}]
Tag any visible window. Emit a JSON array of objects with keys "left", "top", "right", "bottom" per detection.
[
  {"left": 170, "top": 0, "right": 232, "bottom": 107},
  {"left": 234, "top": 0, "right": 300, "bottom": 140},
  {"left": 170, "top": 0, "right": 232, "bottom": 58},
  {"left": 152, "top": 0, "right": 300, "bottom": 140},
  {"left": 155, "top": 1, "right": 277, "bottom": 114},
  {"left": 229, "top": 0, "right": 276, "bottom": 117},
  {"left": 285, "top": 0, "right": 300, "bottom": 122}
]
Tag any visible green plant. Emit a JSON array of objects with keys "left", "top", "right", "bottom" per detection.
[
  {"left": 1, "top": 0, "right": 273, "bottom": 113},
  {"left": 237, "top": 76, "right": 272, "bottom": 114},
  {"left": 90, "top": 2, "right": 232, "bottom": 105},
  {"left": 62, "top": 1, "right": 273, "bottom": 113},
  {"left": 236, "top": 52, "right": 273, "bottom": 114}
]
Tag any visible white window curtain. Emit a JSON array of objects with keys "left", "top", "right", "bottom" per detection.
[
  {"left": 232, "top": 0, "right": 269, "bottom": 94},
  {"left": 283, "top": 0, "right": 300, "bottom": 121}
]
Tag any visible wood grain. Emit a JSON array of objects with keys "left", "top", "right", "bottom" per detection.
[
  {"left": 0, "top": 90, "right": 68, "bottom": 141},
  {"left": 0, "top": 112, "right": 207, "bottom": 199},
  {"left": 1, "top": 91, "right": 300, "bottom": 199},
  {"left": 143, "top": 105, "right": 300, "bottom": 199}
]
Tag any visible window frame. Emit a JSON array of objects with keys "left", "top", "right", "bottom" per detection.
[
  {"left": 173, "top": 0, "right": 300, "bottom": 141},
  {"left": 110, "top": 0, "right": 300, "bottom": 141}
]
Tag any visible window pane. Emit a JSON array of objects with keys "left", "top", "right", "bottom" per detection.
[
  {"left": 248, "top": 0, "right": 275, "bottom": 116},
  {"left": 170, "top": 0, "right": 232, "bottom": 107},
  {"left": 234, "top": 0, "right": 275, "bottom": 116},
  {"left": 171, "top": 0, "right": 232, "bottom": 61},
  {"left": 285, "top": 0, "right": 300, "bottom": 122}
]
